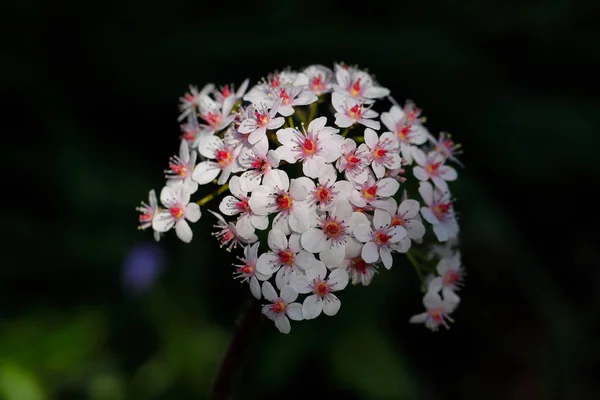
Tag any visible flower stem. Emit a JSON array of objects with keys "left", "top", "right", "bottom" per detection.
[
  {"left": 341, "top": 127, "right": 352, "bottom": 137},
  {"left": 287, "top": 116, "right": 295, "bottom": 128},
  {"left": 295, "top": 108, "right": 307, "bottom": 125},
  {"left": 307, "top": 102, "right": 317, "bottom": 123},
  {"left": 209, "top": 298, "right": 262, "bottom": 400},
  {"left": 196, "top": 184, "right": 230, "bottom": 206},
  {"left": 406, "top": 250, "right": 424, "bottom": 283}
]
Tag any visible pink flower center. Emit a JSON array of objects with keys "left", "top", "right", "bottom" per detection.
[
  {"left": 236, "top": 199, "right": 250, "bottom": 213},
  {"left": 278, "top": 250, "right": 295, "bottom": 266},
  {"left": 348, "top": 104, "right": 363, "bottom": 119},
  {"left": 427, "top": 162, "right": 441, "bottom": 174},
  {"left": 311, "top": 75, "right": 324, "bottom": 92},
  {"left": 203, "top": 112, "right": 222, "bottom": 127},
  {"left": 255, "top": 112, "right": 270, "bottom": 127},
  {"left": 362, "top": 185, "right": 378, "bottom": 199},
  {"left": 434, "top": 203, "right": 451, "bottom": 215},
  {"left": 302, "top": 138, "right": 316, "bottom": 155},
  {"left": 350, "top": 78, "right": 362, "bottom": 97},
  {"left": 276, "top": 193, "right": 293, "bottom": 211},
  {"left": 270, "top": 301, "right": 286, "bottom": 314},
  {"left": 315, "top": 186, "right": 332, "bottom": 204},
  {"left": 323, "top": 220, "right": 342, "bottom": 239},
  {"left": 396, "top": 125, "right": 410, "bottom": 141},
  {"left": 350, "top": 256, "right": 367, "bottom": 274},
  {"left": 216, "top": 149, "right": 233, "bottom": 166},
  {"left": 221, "top": 85, "right": 232, "bottom": 98},
  {"left": 170, "top": 163, "right": 188, "bottom": 176},
  {"left": 250, "top": 158, "right": 269, "bottom": 173},
  {"left": 443, "top": 270, "right": 461, "bottom": 286},
  {"left": 270, "top": 76, "right": 280, "bottom": 88},
  {"left": 347, "top": 154, "right": 361, "bottom": 165},
  {"left": 139, "top": 213, "right": 152, "bottom": 222},
  {"left": 280, "top": 89, "right": 291, "bottom": 105},
  {"left": 170, "top": 207, "right": 184, "bottom": 219},
  {"left": 240, "top": 264, "right": 254, "bottom": 275},
  {"left": 315, "top": 281, "right": 329, "bottom": 296},
  {"left": 390, "top": 215, "right": 404, "bottom": 226},
  {"left": 373, "top": 147, "right": 387, "bottom": 160},
  {"left": 430, "top": 309, "right": 444, "bottom": 323},
  {"left": 375, "top": 232, "right": 390, "bottom": 245}
]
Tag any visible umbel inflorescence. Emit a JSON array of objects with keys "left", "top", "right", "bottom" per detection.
[{"left": 136, "top": 63, "right": 466, "bottom": 334}]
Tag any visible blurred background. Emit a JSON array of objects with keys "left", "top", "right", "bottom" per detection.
[{"left": 3, "top": 0, "right": 600, "bottom": 399}]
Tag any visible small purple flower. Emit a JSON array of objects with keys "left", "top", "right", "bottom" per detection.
[{"left": 123, "top": 243, "right": 165, "bottom": 293}]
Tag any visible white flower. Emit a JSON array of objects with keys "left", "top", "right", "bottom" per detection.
[
  {"left": 340, "top": 256, "right": 377, "bottom": 286},
  {"left": 335, "top": 138, "right": 371, "bottom": 183},
  {"left": 409, "top": 291, "right": 460, "bottom": 331},
  {"left": 304, "top": 176, "right": 354, "bottom": 215},
  {"left": 219, "top": 176, "right": 268, "bottom": 240},
  {"left": 136, "top": 189, "right": 161, "bottom": 242},
  {"left": 431, "top": 131, "right": 464, "bottom": 167},
  {"left": 248, "top": 170, "right": 313, "bottom": 235},
  {"left": 180, "top": 114, "right": 202, "bottom": 147},
  {"left": 177, "top": 83, "right": 214, "bottom": 121},
  {"left": 256, "top": 229, "right": 322, "bottom": 288},
  {"left": 165, "top": 140, "right": 198, "bottom": 195},
  {"left": 233, "top": 242, "right": 271, "bottom": 299},
  {"left": 212, "top": 79, "right": 249, "bottom": 105},
  {"left": 261, "top": 282, "right": 303, "bottom": 334},
  {"left": 208, "top": 210, "right": 257, "bottom": 251},
  {"left": 152, "top": 184, "right": 201, "bottom": 243},
  {"left": 244, "top": 69, "right": 303, "bottom": 105},
  {"left": 363, "top": 128, "right": 402, "bottom": 178},
  {"left": 197, "top": 95, "right": 236, "bottom": 135},
  {"left": 418, "top": 181, "right": 459, "bottom": 242},
  {"left": 333, "top": 63, "right": 390, "bottom": 102},
  {"left": 301, "top": 205, "right": 369, "bottom": 268},
  {"left": 291, "top": 263, "right": 349, "bottom": 319},
  {"left": 303, "top": 64, "right": 334, "bottom": 95},
  {"left": 192, "top": 136, "right": 242, "bottom": 185},
  {"left": 428, "top": 252, "right": 464, "bottom": 298},
  {"left": 268, "top": 84, "right": 318, "bottom": 116},
  {"left": 388, "top": 197, "right": 426, "bottom": 252},
  {"left": 332, "top": 92, "right": 380, "bottom": 130},
  {"left": 238, "top": 101, "right": 285, "bottom": 145},
  {"left": 348, "top": 172, "right": 400, "bottom": 214},
  {"left": 275, "top": 116, "right": 343, "bottom": 180},
  {"left": 380, "top": 102, "right": 427, "bottom": 164},
  {"left": 412, "top": 148, "right": 457, "bottom": 193},
  {"left": 354, "top": 209, "right": 407, "bottom": 269},
  {"left": 237, "top": 138, "right": 280, "bottom": 192}
]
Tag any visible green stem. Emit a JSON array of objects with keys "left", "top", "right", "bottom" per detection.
[
  {"left": 196, "top": 184, "right": 229, "bottom": 206},
  {"left": 307, "top": 102, "right": 317, "bottom": 123},
  {"left": 341, "top": 127, "right": 352, "bottom": 137},
  {"left": 406, "top": 251, "right": 424, "bottom": 283},
  {"left": 287, "top": 116, "right": 295, "bottom": 129},
  {"left": 295, "top": 108, "right": 307, "bottom": 125}
]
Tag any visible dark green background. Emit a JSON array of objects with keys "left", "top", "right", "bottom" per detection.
[{"left": 3, "top": 0, "right": 600, "bottom": 399}]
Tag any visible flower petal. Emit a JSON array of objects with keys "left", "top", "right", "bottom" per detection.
[
  {"left": 175, "top": 220, "right": 193, "bottom": 243},
  {"left": 302, "top": 295, "right": 322, "bottom": 320},
  {"left": 262, "top": 281, "right": 277, "bottom": 302},
  {"left": 192, "top": 162, "right": 220, "bottom": 185},
  {"left": 328, "top": 269, "right": 349, "bottom": 291},
  {"left": 274, "top": 315, "right": 291, "bottom": 334},
  {"left": 361, "top": 241, "right": 379, "bottom": 263},
  {"left": 301, "top": 228, "right": 326, "bottom": 253},
  {"left": 322, "top": 295, "right": 341, "bottom": 316},
  {"left": 286, "top": 303, "right": 304, "bottom": 321}
]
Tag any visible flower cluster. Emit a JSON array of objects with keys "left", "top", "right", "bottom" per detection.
[{"left": 136, "top": 63, "right": 466, "bottom": 333}]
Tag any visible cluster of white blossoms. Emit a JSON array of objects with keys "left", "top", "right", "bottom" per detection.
[{"left": 136, "top": 63, "right": 466, "bottom": 333}]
